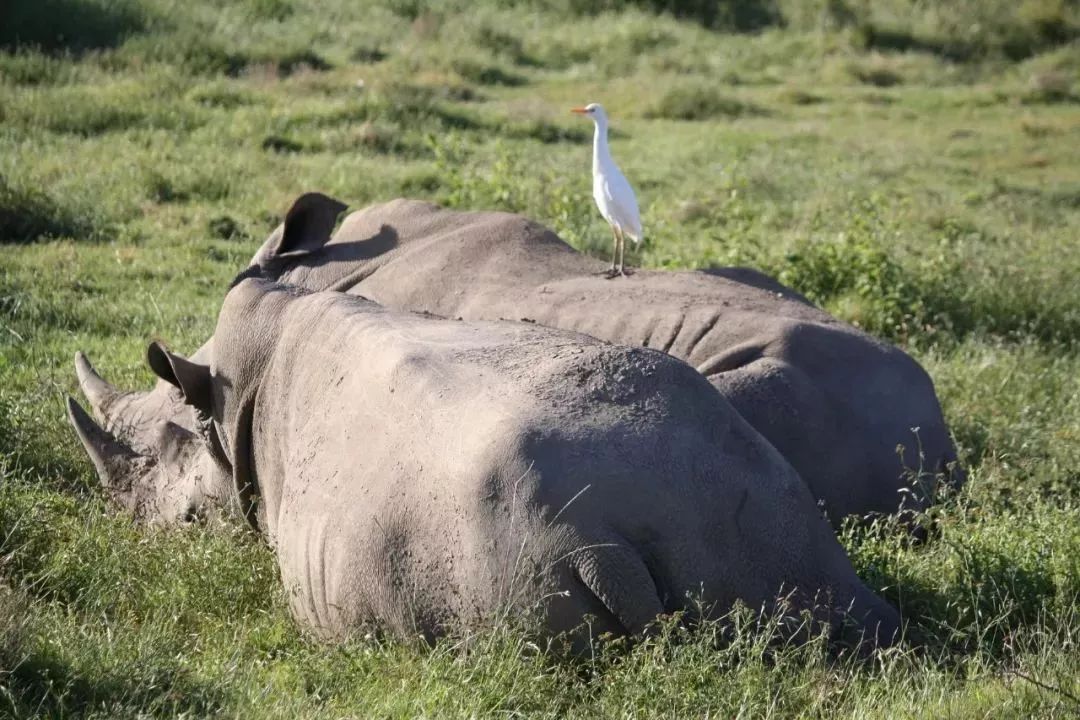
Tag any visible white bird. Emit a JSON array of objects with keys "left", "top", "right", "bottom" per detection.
[{"left": 571, "top": 103, "right": 642, "bottom": 277}]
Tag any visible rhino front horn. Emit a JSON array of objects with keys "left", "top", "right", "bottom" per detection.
[
  {"left": 74, "top": 351, "right": 121, "bottom": 420},
  {"left": 66, "top": 396, "right": 141, "bottom": 496}
]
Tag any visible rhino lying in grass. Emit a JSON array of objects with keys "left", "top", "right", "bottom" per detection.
[
  {"left": 73, "top": 276, "right": 900, "bottom": 648},
  {"left": 69, "top": 193, "right": 957, "bottom": 528}
]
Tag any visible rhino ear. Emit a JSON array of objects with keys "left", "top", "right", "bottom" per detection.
[
  {"left": 147, "top": 341, "right": 212, "bottom": 413},
  {"left": 272, "top": 192, "right": 348, "bottom": 256}
]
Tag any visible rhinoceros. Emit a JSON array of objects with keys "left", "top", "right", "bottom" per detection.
[
  {"left": 74, "top": 275, "right": 899, "bottom": 648},
  {"left": 69, "top": 193, "right": 958, "bottom": 528}
]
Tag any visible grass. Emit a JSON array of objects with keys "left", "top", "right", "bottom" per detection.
[{"left": 1, "top": 0, "right": 1079, "bottom": 716}]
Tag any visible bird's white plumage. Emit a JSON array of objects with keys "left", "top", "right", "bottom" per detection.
[
  {"left": 596, "top": 173, "right": 641, "bottom": 241},
  {"left": 573, "top": 103, "right": 642, "bottom": 274}
]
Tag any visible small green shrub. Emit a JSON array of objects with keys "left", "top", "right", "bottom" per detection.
[
  {"left": 270, "top": 49, "right": 332, "bottom": 76},
  {"left": 208, "top": 215, "right": 248, "bottom": 241},
  {"left": 119, "top": 32, "right": 248, "bottom": 76},
  {"left": 17, "top": 99, "right": 147, "bottom": 137},
  {"left": 778, "top": 0, "right": 858, "bottom": 31},
  {"left": 645, "top": 83, "right": 767, "bottom": 121},
  {"left": 187, "top": 82, "right": 260, "bottom": 109},
  {"left": 350, "top": 45, "right": 389, "bottom": 63},
  {"left": 116, "top": 33, "right": 330, "bottom": 78},
  {"left": 496, "top": 118, "right": 590, "bottom": 144},
  {"left": 145, "top": 167, "right": 240, "bottom": 203},
  {"left": 6, "top": 83, "right": 206, "bottom": 137},
  {"left": 261, "top": 135, "right": 307, "bottom": 154},
  {"left": 365, "top": 83, "right": 481, "bottom": 131},
  {"left": 451, "top": 59, "right": 526, "bottom": 86},
  {"left": 473, "top": 26, "right": 538, "bottom": 66},
  {"left": 0, "top": 51, "right": 78, "bottom": 86},
  {"left": 247, "top": 0, "right": 293, "bottom": 21},
  {"left": 854, "top": 0, "right": 1079, "bottom": 62},
  {"left": 778, "top": 87, "right": 826, "bottom": 105},
  {"left": 843, "top": 496, "right": 1080, "bottom": 659},
  {"left": 0, "top": 174, "right": 102, "bottom": 243},
  {"left": 778, "top": 230, "right": 923, "bottom": 339},
  {"left": 528, "top": 0, "right": 783, "bottom": 31},
  {"left": 1021, "top": 71, "right": 1077, "bottom": 103},
  {"left": 849, "top": 63, "right": 903, "bottom": 87}
]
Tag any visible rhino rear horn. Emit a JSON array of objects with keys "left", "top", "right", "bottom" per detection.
[
  {"left": 74, "top": 351, "right": 122, "bottom": 421},
  {"left": 146, "top": 342, "right": 212, "bottom": 412},
  {"left": 66, "top": 396, "right": 142, "bottom": 494},
  {"left": 274, "top": 192, "right": 348, "bottom": 256}
]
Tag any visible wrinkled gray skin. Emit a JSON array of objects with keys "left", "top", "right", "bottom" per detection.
[
  {"left": 69, "top": 193, "right": 958, "bottom": 529},
  {"left": 129, "top": 276, "right": 900, "bottom": 648}
]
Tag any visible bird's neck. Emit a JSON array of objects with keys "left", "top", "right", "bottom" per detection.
[{"left": 591, "top": 121, "right": 610, "bottom": 174}]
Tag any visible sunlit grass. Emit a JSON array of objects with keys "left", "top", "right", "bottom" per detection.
[{"left": 2, "top": 0, "right": 1079, "bottom": 716}]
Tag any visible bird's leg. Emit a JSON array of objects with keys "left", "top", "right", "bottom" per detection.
[
  {"left": 615, "top": 227, "right": 628, "bottom": 276},
  {"left": 622, "top": 231, "right": 634, "bottom": 276},
  {"left": 605, "top": 225, "right": 619, "bottom": 278}
]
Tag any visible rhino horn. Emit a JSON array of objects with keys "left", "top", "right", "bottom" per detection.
[
  {"left": 74, "top": 351, "right": 122, "bottom": 421},
  {"left": 66, "top": 396, "right": 142, "bottom": 495}
]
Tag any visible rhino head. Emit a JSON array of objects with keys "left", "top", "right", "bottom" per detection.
[
  {"left": 66, "top": 350, "right": 234, "bottom": 524},
  {"left": 65, "top": 193, "right": 349, "bottom": 523}
]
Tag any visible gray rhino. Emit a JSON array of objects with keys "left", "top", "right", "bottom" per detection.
[
  {"left": 88, "top": 276, "right": 899, "bottom": 648},
  {"left": 70, "top": 194, "right": 957, "bottom": 528}
]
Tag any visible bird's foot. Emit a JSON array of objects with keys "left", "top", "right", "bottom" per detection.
[
  {"left": 603, "top": 267, "right": 620, "bottom": 279},
  {"left": 618, "top": 266, "right": 634, "bottom": 277}
]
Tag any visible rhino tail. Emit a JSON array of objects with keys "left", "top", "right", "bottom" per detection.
[{"left": 572, "top": 541, "right": 666, "bottom": 636}]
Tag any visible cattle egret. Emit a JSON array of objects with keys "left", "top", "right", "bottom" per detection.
[{"left": 572, "top": 103, "right": 642, "bottom": 277}]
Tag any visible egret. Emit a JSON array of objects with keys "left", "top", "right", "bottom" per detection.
[{"left": 571, "top": 103, "right": 642, "bottom": 277}]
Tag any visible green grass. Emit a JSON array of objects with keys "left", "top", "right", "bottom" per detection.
[{"left": 2, "top": 0, "right": 1079, "bottom": 716}]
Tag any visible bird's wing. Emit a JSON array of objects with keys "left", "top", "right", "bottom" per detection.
[{"left": 601, "top": 170, "right": 642, "bottom": 240}]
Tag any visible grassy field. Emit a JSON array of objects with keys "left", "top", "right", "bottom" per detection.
[{"left": 2, "top": 0, "right": 1080, "bottom": 716}]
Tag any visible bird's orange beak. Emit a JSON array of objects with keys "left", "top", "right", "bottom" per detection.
[{"left": 570, "top": 107, "right": 588, "bottom": 114}]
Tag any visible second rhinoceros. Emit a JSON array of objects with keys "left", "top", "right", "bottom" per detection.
[{"left": 70, "top": 193, "right": 959, "bottom": 528}]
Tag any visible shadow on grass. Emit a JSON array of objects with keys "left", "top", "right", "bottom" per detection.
[
  {"left": 577, "top": 0, "right": 782, "bottom": 32},
  {"left": 645, "top": 85, "right": 770, "bottom": 121},
  {"left": 452, "top": 59, "right": 527, "bottom": 87},
  {"left": 0, "top": 174, "right": 101, "bottom": 243},
  {"left": 0, "top": 0, "right": 145, "bottom": 54},
  {"left": 3, "top": 650, "right": 224, "bottom": 718},
  {"left": 858, "top": 25, "right": 977, "bottom": 63},
  {"left": 858, "top": 19, "right": 1079, "bottom": 63},
  {"left": 845, "top": 508, "right": 1078, "bottom": 666}
]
